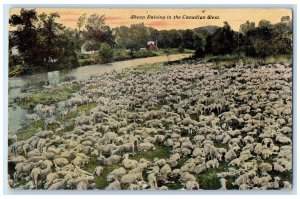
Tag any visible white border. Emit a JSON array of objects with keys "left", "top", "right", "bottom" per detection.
[{"left": 1, "top": 1, "right": 299, "bottom": 199}]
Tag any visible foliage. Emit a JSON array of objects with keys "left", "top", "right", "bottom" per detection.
[
  {"left": 9, "top": 9, "right": 79, "bottom": 74},
  {"left": 83, "top": 14, "right": 115, "bottom": 49},
  {"left": 98, "top": 43, "right": 114, "bottom": 63}
]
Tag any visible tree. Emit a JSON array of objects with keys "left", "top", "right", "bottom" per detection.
[
  {"left": 193, "top": 32, "right": 205, "bottom": 58},
  {"left": 98, "top": 43, "right": 113, "bottom": 63},
  {"left": 77, "top": 13, "right": 86, "bottom": 32},
  {"left": 83, "top": 13, "right": 115, "bottom": 49},
  {"left": 207, "top": 22, "right": 237, "bottom": 55},
  {"left": 114, "top": 23, "right": 150, "bottom": 55},
  {"left": 239, "top": 21, "right": 255, "bottom": 35},
  {"left": 129, "top": 23, "right": 150, "bottom": 48},
  {"left": 182, "top": 29, "right": 195, "bottom": 49},
  {"left": 9, "top": 9, "right": 79, "bottom": 74},
  {"left": 38, "top": 12, "right": 65, "bottom": 70},
  {"left": 114, "top": 26, "right": 130, "bottom": 48},
  {"left": 9, "top": 9, "right": 39, "bottom": 71}
]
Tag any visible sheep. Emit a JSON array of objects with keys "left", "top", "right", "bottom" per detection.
[
  {"left": 180, "top": 172, "right": 196, "bottom": 183},
  {"left": 137, "top": 142, "right": 156, "bottom": 152},
  {"left": 48, "top": 179, "right": 67, "bottom": 190},
  {"left": 107, "top": 167, "right": 127, "bottom": 182},
  {"left": 234, "top": 173, "right": 250, "bottom": 186},
  {"left": 147, "top": 166, "right": 159, "bottom": 190},
  {"left": 14, "top": 162, "right": 35, "bottom": 180},
  {"left": 224, "top": 149, "right": 237, "bottom": 162},
  {"left": 259, "top": 162, "right": 273, "bottom": 173},
  {"left": 122, "top": 154, "right": 138, "bottom": 169},
  {"left": 275, "top": 134, "right": 292, "bottom": 144},
  {"left": 75, "top": 181, "right": 88, "bottom": 190},
  {"left": 283, "top": 181, "right": 292, "bottom": 190},
  {"left": 206, "top": 159, "right": 219, "bottom": 169},
  {"left": 228, "top": 158, "right": 243, "bottom": 167},
  {"left": 120, "top": 172, "right": 143, "bottom": 184},
  {"left": 44, "top": 173, "right": 59, "bottom": 189},
  {"left": 112, "top": 143, "right": 135, "bottom": 155},
  {"left": 93, "top": 166, "right": 104, "bottom": 176},
  {"left": 106, "top": 178, "right": 121, "bottom": 190},
  {"left": 53, "top": 157, "right": 69, "bottom": 168},
  {"left": 220, "top": 178, "right": 227, "bottom": 190},
  {"left": 194, "top": 163, "right": 206, "bottom": 174},
  {"left": 273, "top": 162, "right": 286, "bottom": 172},
  {"left": 185, "top": 180, "right": 200, "bottom": 190},
  {"left": 98, "top": 155, "right": 121, "bottom": 166},
  {"left": 30, "top": 167, "right": 41, "bottom": 189},
  {"left": 160, "top": 164, "right": 172, "bottom": 181}
]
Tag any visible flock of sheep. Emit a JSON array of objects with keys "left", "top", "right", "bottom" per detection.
[{"left": 8, "top": 60, "right": 292, "bottom": 190}]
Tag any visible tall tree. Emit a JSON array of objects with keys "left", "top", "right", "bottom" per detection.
[
  {"left": 83, "top": 13, "right": 115, "bottom": 50},
  {"left": 9, "top": 9, "right": 39, "bottom": 71},
  {"left": 77, "top": 13, "right": 87, "bottom": 32}
]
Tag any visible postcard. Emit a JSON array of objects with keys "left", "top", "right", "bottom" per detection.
[{"left": 8, "top": 7, "right": 292, "bottom": 191}]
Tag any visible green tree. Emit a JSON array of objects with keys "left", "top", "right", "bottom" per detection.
[
  {"left": 129, "top": 23, "right": 150, "bottom": 48},
  {"left": 77, "top": 13, "right": 87, "bottom": 32},
  {"left": 98, "top": 43, "right": 113, "bottom": 63},
  {"left": 239, "top": 21, "right": 255, "bottom": 35},
  {"left": 83, "top": 13, "right": 115, "bottom": 49},
  {"left": 193, "top": 32, "right": 205, "bottom": 58},
  {"left": 114, "top": 26, "right": 131, "bottom": 48},
  {"left": 207, "top": 22, "right": 237, "bottom": 55},
  {"left": 182, "top": 29, "right": 195, "bottom": 49},
  {"left": 9, "top": 9, "right": 79, "bottom": 74},
  {"left": 9, "top": 9, "right": 39, "bottom": 72}
]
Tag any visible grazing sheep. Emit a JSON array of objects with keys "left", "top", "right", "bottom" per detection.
[
  {"left": 107, "top": 167, "right": 127, "bottom": 182},
  {"left": 53, "top": 157, "right": 69, "bottom": 168},
  {"left": 220, "top": 178, "right": 227, "bottom": 190},
  {"left": 30, "top": 167, "right": 41, "bottom": 189},
  {"left": 180, "top": 172, "right": 196, "bottom": 183},
  {"left": 98, "top": 155, "right": 121, "bottom": 166},
  {"left": 106, "top": 178, "right": 121, "bottom": 190},
  {"left": 48, "top": 179, "right": 67, "bottom": 190},
  {"left": 122, "top": 154, "right": 138, "bottom": 169},
  {"left": 14, "top": 162, "right": 34, "bottom": 180},
  {"left": 185, "top": 180, "right": 200, "bottom": 190},
  {"left": 44, "top": 173, "right": 59, "bottom": 189},
  {"left": 93, "top": 166, "right": 104, "bottom": 176}
]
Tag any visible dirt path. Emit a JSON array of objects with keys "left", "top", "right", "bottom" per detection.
[{"left": 69, "top": 53, "right": 192, "bottom": 80}]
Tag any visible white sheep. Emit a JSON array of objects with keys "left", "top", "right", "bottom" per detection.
[
  {"left": 122, "top": 154, "right": 138, "bottom": 169},
  {"left": 220, "top": 178, "right": 227, "bottom": 190},
  {"left": 185, "top": 180, "right": 200, "bottom": 190}
]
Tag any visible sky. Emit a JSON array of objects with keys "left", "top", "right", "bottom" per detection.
[{"left": 9, "top": 8, "right": 292, "bottom": 31}]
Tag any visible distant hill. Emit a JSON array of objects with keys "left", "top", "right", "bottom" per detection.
[{"left": 193, "top": 25, "right": 220, "bottom": 36}]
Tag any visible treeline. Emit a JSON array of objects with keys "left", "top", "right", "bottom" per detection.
[
  {"left": 9, "top": 9, "right": 292, "bottom": 76},
  {"left": 204, "top": 18, "right": 292, "bottom": 58},
  {"left": 9, "top": 9, "right": 80, "bottom": 75}
]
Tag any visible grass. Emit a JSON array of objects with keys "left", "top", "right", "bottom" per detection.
[
  {"left": 17, "top": 119, "right": 44, "bottom": 141},
  {"left": 196, "top": 162, "right": 237, "bottom": 190},
  {"left": 17, "top": 85, "right": 81, "bottom": 109},
  {"left": 203, "top": 54, "right": 292, "bottom": 68},
  {"left": 132, "top": 145, "right": 172, "bottom": 161},
  {"left": 95, "top": 165, "right": 122, "bottom": 189},
  {"left": 76, "top": 102, "right": 97, "bottom": 115},
  {"left": 131, "top": 63, "right": 163, "bottom": 73}
]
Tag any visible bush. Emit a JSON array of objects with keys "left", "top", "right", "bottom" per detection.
[{"left": 98, "top": 43, "right": 114, "bottom": 63}]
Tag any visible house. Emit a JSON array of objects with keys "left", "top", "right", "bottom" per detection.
[{"left": 146, "top": 41, "right": 158, "bottom": 51}]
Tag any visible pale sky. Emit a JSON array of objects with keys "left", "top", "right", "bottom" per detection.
[{"left": 10, "top": 8, "right": 292, "bottom": 31}]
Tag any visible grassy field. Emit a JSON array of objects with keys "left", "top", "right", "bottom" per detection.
[{"left": 203, "top": 54, "right": 292, "bottom": 67}]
